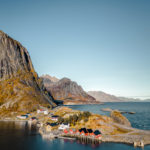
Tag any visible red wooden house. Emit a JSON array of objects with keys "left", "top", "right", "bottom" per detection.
[
  {"left": 87, "top": 129, "right": 94, "bottom": 136},
  {"left": 94, "top": 130, "right": 102, "bottom": 139},
  {"left": 79, "top": 128, "right": 88, "bottom": 136},
  {"left": 70, "top": 128, "right": 76, "bottom": 134},
  {"left": 63, "top": 128, "right": 69, "bottom": 134}
]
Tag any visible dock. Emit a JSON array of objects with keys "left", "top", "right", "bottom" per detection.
[{"left": 59, "top": 134, "right": 102, "bottom": 144}]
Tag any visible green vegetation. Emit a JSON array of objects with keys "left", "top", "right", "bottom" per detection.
[{"left": 57, "top": 111, "right": 91, "bottom": 126}]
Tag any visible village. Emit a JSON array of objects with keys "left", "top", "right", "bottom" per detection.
[
  {"left": 16, "top": 107, "right": 102, "bottom": 141},
  {"left": 16, "top": 108, "right": 101, "bottom": 140},
  {"left": 15, "top": 106, "right": 150, "bottom": 148}
]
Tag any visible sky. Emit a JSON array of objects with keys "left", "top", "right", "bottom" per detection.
[{"left": 0, "top": 0, "right": 150, "bottom": 99}]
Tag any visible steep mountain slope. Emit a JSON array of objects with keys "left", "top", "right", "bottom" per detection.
[
  {"left": 0, "top": 31, "right": 56, "bottom": 115},
  {"left": 88, "top": 91, "right": 122, "bottom": 102},
  {"left": 41, "top": 75, "right": 96, "bottom": 104}
]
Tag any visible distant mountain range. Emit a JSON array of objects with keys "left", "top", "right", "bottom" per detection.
[
  {"left": 41, "top": 75, "right": 149, "bottom": 104},
  {"left": 142, "top": 99, "right": 150, "bottom": 102},
  {"left": 88, "top": 91, "right": 149, "bottom": 102},
  {"left": 88, "top": 91, "right": 122, "bottom": 102},
  {"left": 41, "top": 75, "right": 97, "bottom": 105}
]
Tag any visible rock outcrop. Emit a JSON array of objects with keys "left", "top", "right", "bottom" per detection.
[
  {"left": 110, "top": 110, "right": 131, "bottom": 127},
  {"left": 41, "top": 75, "right": 96, "bottom": 104},
  {"left": 0, "top": 31, "right": 56, "bottom": 114}
]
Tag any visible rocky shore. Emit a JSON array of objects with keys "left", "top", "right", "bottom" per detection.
[
  {"left": 101, "top": 124, "right": 150, "bottom": 147},
  {"left": 38, "top": 123, "right": 150, "bottom": 147},
  {"left": 0, "top": 105, "right": 149, "bottom": 148},
  {"left": 37, "top": 107, "right": 150, "bottom": 148},
  {"left": 101, "top": 108, "right": 135, "bottom": 114}
]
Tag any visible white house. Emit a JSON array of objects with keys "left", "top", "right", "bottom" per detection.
[
  {"left": 58, "top": 123, "right": 70, "bottom": 130},
  {"left": 17, "top": 115, "right": 28, "bottom": 119},
  {"left": 50, "top": 115, "right": 59, "bottom": 121},
  {"left": 37, "top": 109, "right": 48, "bottom": 115},
  {"left": 44, "top": 110, "right": 48, "bottom": 115},
  {"left": 37, "top": 109, "right": 44, "bottom": 114}
]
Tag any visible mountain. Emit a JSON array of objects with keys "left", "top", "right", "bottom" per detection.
[
  {"left": 117, "top": 97, "right": 141, "bottom": 102},
  {"left": 88, "top": 91, "right": 147, "bottom": 102},
  {"left": 140, "top": 99, "right": 150, "bottom": 102},
  {"left": 88, "top": 91, "right": 122, "bottom": 102},
  {"left": 41, "top": 75, "right": 97, "bottom": 105},
  {"left": 0, "top": 31, "right": 56, "bottom": 115},
  {"left": 41, "top": 74, "right": 59, "bottom": 87}
]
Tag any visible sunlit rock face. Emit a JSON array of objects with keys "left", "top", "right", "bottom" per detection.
[
  {"left": 0, "top": 30, "right": 34, "bottom": 80},
  {"left": 41, "top": 75, "right": 96, "bottom": 104},
  {"left": 0, "top": 31, "right": 56, "bottom": 115}
]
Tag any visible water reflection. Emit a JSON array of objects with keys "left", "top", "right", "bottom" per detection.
[
  {"left": 0, "top": 121, "right": 38, "bottom": 134},
  {"left": 61, "top": 138, "right": 101, "bottom": 148}
]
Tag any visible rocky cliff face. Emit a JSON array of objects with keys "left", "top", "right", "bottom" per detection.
[
  {"left": 0, "top": 31, "right": 56, "bottom": 115},
  {"left": 41, "top": 75, "right": 96, "bottom": 104},
  {"left": 0, "top": 31, "right": 34, "bottom": 80}
]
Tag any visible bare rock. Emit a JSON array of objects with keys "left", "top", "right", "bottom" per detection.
[
  {"left": 41, "top": 75, "right": 96, "bottom": 104},
  {"left": 0, "top": 30, "right": 56, "bottom": 113},
  {"left": 110, "top": 110, "right": 131, "bottom": 127}
]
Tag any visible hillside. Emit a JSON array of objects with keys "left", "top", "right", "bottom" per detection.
[
  {"left": 41, "top": 75, "right": 97, "bottom": 105},
  {"left": 0, "top": 31, "right": 56, "bottom": 116}
]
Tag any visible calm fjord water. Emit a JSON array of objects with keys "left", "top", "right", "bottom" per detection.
[{"left": 0, "top": 102, "right": 150, "bottom": 150}]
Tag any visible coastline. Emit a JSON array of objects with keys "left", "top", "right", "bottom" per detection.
[
  {"left": 38, "top": 123, "right": 150, "bottom": 147},
  {"left": 1, "top": 104, "right": 150, "bottom": 148}
]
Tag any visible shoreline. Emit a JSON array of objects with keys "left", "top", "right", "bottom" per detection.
[
  {"left": 1, "top": 104, "right": 150, "bottom": 148},
  {"left": 0, "top": 119, "right": 28, "bottom": 122},
  {"left": 0, "top": 118, "right": 150, "bottom": 147},
  {"left": 39, "top": 126, "right": 150, "bottom": 147}
]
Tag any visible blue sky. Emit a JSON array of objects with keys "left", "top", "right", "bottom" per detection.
[{"left": 0, "top": 0, "right": 150, "bottom": 98}]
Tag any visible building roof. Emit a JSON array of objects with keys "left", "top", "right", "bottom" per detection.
[
  {"left": 63, "top": 123, "right": 69, "bottom": 125},
  {"left": 87, "top": 129, "right": 93, "bottom": 133},
  {"left": 51, "top": 115, "right": 59, "bottom": 118},
  {"left": 94, "top": 130, "right": 101, "bottom": 135},
  {"left": 79, "top": 128, "right": 88, "bottom": 133},
  {"left": 31, "top": 117, "right": 37, "bottom": 119},
  {"left": 46, "top": 122, "right": 58, "bottom": 126},
  {"left": 50, "top": 123, "right": 58, "bottom": 126}
]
